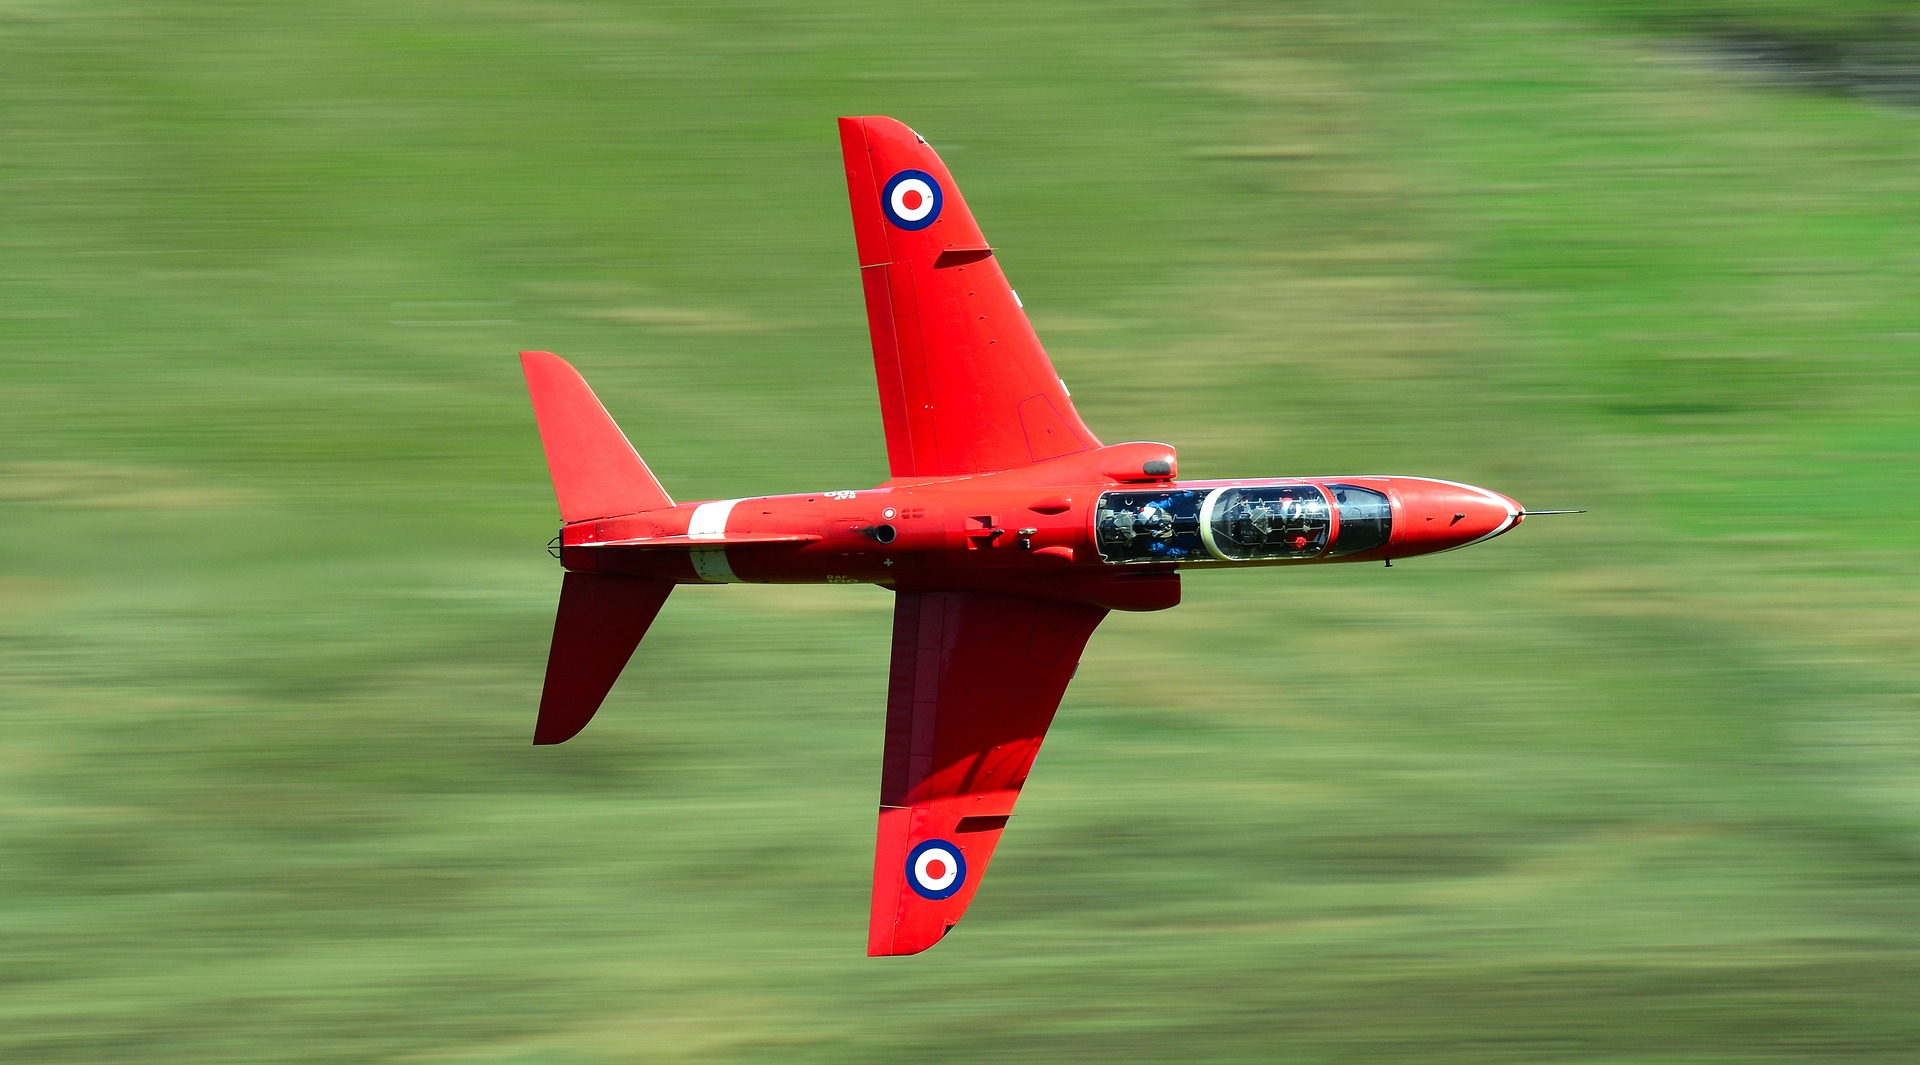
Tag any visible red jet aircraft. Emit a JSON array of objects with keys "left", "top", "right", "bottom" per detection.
[{"left": 522, "top": 116, "right": 1537, "bottom": 956}]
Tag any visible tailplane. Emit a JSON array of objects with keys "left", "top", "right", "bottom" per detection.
[
  {"left": 521, "top": 350, "right": 672, "bottom": 522},
  {"left": 522, "top": 350, "right": 676, "bottom": 744},
  {"left": 534, "top": 571, "right": 672, "bottom": 744}
]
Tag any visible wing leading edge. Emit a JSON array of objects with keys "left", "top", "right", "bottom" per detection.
[
  {"left": 838, "top": 116, "right": 1101, "bottom": 479},
  {"left": 869, "top": 590, "right": 1107, "bottom": 956}
]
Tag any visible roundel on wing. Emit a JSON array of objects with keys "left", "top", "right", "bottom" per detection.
[
  {"left": 905, "top": 838, "right": 966, "bottom": 900},
  {"left": 881, "top": 169, "right": 943, "bottom": 231}
]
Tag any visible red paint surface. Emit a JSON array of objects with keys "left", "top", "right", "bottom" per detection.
[
  {"left": 521, "top": 351, "right": 671, "bottom": 522},
  {"left": 839, "top": 116, "right": 1099, "bottom": 478},
  {"left": 519, "top": 116, "right": 1534, "bottom": 956}
]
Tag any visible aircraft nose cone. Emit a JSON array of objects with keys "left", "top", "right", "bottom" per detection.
[
  {"left": 1500, "top": 492, "right": 1526, "bottom": 525},
  {"left": 1392, "top": 479, "right": 1521, "bottom": 555},
  {"left": 1444, "top": 495, "right": 1512, "bottom": 543}
]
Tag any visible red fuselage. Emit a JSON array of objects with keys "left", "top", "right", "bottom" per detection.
[
  {"left": 559, "top": 444, "right": 1522, "bottom": 613},
  {"left": 517, "top": 115, "right": 1551, "bottom": 955},
  {"left": 517, "top": 115, "right": 1547, "bottom": 956}
]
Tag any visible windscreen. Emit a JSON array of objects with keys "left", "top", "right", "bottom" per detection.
[{"left": 1327, "top": 483, "right": 1392, "bottom": 556}]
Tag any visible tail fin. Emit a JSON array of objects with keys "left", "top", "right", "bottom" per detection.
[
  {"left": 521, "top": 351, "right": 672, "bottom": 523},
  {"left": 534, "top": 571, "right": 673, "bottom": 744}
]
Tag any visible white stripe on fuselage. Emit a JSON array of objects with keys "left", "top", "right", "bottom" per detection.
[
  {"left": 687, "top": 499, "right": 744, "bottom": 582},
  {"left": 689, "top": 548, "right": 738, "bottom": 583},
  {"left": 688, "top": 498, "right": 742, "bottom": 539}
]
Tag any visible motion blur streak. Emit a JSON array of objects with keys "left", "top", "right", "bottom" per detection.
[{"left": 2, "top": 1, "right": 1917, "bottom": 1062}]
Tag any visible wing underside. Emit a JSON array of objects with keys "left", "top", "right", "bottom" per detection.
[{"left": 868, "top": 590, "right": 1107, "bottom": 956}]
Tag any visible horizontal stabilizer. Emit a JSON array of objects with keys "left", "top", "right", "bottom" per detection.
[
  {"left": 522, "top": 351, "right": 672, "bottom": 523},
  {"left": 534, "top": 571, "right": 673, "bottom": 745}
]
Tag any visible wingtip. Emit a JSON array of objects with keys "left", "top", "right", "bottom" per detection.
[
  {"left": 837, "top": 115, "right": 873, "bottom": 140},
  {"left": 840, "top": 115, "right": 917, "bottom": 139},
  {"left": 866, "top": 923, "right": 951, "bottom": 957}
]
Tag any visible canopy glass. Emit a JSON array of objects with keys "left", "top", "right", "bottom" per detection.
[{"left": 1094, "top": 483, "right": 1393, "bottom": 564}]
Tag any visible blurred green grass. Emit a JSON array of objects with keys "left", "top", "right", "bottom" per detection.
[{"left": 3, "top": 1, "right": 1918, "bottom": 1062}]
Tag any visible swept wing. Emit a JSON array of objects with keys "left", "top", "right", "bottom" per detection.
[
  {"left": 868, "top": 590, "right": 1106, "bottom": 955},
  {"left": 839, "top": 117, "right": 1101, "bottom": 479}
]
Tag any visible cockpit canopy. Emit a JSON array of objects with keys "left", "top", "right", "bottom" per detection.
[
  {"left": 1094, "top": 489, "right": 1210, "bottom": 564},
  {"left": 1324, "top": 482, "right": 1391, "bottom": 557},
  {"left": 1094, "top": 483, "right": 1392, "bottom": 564},
  {"left": 1207, "top": 485, "right": 1329, "bottom": 560}
]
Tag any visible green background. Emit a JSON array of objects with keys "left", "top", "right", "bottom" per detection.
[{"left": 4, "top": 2, "right": 1917, "bottom": 1061}]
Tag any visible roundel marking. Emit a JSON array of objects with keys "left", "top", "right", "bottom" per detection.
[
  {"left": 882, "top": 169, "right": 943, "bottom": 231},
  {"left": 906, "top": 838, "right": 966, "bottom": 900}
]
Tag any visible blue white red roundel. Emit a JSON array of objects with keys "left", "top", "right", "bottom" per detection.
[
  {"left": 906, "top": 838, "right": 966, "bottom": 900},
  {"left": 881, "top": 169, "right": 942, "bottom": 231}
]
